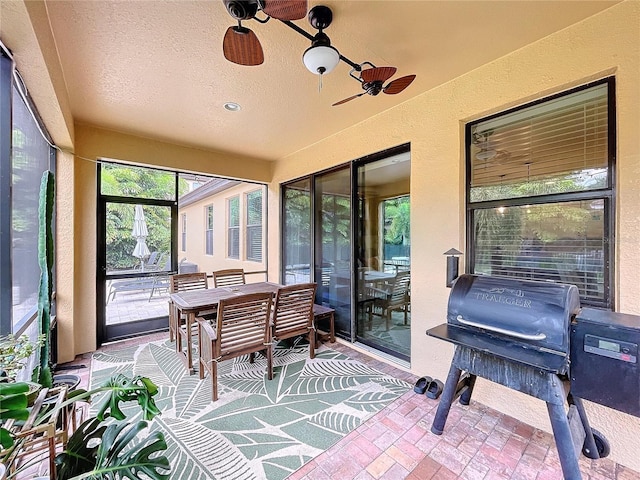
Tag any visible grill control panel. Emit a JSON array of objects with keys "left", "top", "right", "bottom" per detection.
[
  {"left": 571, "top": 307, "right": 640, "bottom": 417},
  {"left": 584, "top": 334, "right": 637, "bottom": 364}
]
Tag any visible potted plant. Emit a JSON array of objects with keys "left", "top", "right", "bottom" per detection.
[
  {"left": 0, "top": 334, "right": 44, "bottom": 383},
  {"left": 1, "top": 374, "right": 170, "bottom": 479},
  {"left": 0, "top": 334, "right": 45, "bottom": 405}
]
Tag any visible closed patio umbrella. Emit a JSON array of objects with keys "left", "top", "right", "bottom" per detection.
[{"left": 132, "top": 204, "right": 150, "bottom": 270}]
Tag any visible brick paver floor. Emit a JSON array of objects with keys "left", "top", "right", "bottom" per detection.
[{"left": 292, "top": 344, "right": 640, "bottom": 480}]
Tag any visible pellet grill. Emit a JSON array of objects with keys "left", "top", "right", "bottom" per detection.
[{"left": 427, "top": 274, "right": 640, "bottom": 480}]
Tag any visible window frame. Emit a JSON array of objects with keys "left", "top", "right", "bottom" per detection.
[
  {"left": 205, "top": 204, "right": 213, "bottom": 256},
  {"left": 465, "top": 77, "right": 616, "bottom": 309}
]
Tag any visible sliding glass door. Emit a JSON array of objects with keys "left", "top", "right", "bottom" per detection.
[
  {"left": 281, "top": 144, "right": 410, "bottom": 360},
  {"left": 282, "top": 168, "right": 352, "bottom": 340},
  {"left": 355, "top": 150, "right": 411, "bottom": 360},
  {"left": 315, "top": 168, "right": 352, "bottom": 338},
  {"left": 282, "top": 179, "right": 312, "bottom": 284}
]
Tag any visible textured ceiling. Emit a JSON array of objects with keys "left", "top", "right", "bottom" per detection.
[{"left": 43, "top": 0, "right": 618, "bottom": 161}]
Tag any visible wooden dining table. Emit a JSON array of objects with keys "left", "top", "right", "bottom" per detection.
[{"left": 170, "top": 281, "right": 283, "bottom": 373}]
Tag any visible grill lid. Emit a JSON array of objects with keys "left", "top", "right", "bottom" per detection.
[{"left": 447, "top": 274, "right": 580, "bottom": 355}]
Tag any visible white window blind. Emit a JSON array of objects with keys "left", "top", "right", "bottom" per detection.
[
  {"left": 181, "top": 214, "right": 187, "bottom": 252},
  {"left": 205, "top": 206, "right": 213, "bottom": 255},
  {"left": 227, "top": 196, "right": 239, "bottom": 259},
  {"left": 470, "top": 83, "right": 608, "bottom": 202},
  {"left": 246, "top": 190, "right": 262, "bottom": 262}
]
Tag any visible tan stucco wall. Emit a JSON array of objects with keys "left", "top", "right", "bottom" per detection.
[
  {"left": 268, "top": 1, "right": 640, "bottom": 470},
  {"left": 55, "top": 151, "right": 75, "bottom": 363},
  {"left": 178, "top": 183, "right": 267, "bottom": 279}
]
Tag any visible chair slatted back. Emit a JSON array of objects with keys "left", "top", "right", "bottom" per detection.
[
  {"left": 212, "top": 269, "right": 246, "bottom": 288},
  {"left": 272, "top": 283, "right": 317, "bottom": 340},
  {"left": 217, "top": 292, "right": 272, "bottom": 359},
  {"left": 170, "top": 272, "right": 208, "bottom": 293},
  {"left": 387, "top": 271, "right": 410, "bottom": 307}
]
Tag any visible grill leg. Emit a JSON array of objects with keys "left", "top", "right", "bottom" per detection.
[
  {"left": 546, "top": 400, "right": 582, "bottom": 480},
  {"left": 568, "top": 393, "right": 599, "bottom": 460},
  {"left": 458, "top": 374, "right": 476, "bottom": 405},
  {"left": 431, "top": 361, "right": 463, "bottom": 435}
]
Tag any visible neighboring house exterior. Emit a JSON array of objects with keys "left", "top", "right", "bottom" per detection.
[{"left": 178, "top": 178, "right": 267, "bottom": 281}]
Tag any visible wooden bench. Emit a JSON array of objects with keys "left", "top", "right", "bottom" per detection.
[{"left": 313, "top": 304, "right": 335, "bottom": 345}]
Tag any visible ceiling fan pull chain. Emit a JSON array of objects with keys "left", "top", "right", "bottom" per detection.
[{"left": 318, "top": 72, "right": 323, "bottom": 92}]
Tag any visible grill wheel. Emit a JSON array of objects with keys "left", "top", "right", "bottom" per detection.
[{"left": 583, "top": 428, "right": 610, "bottom": 459}]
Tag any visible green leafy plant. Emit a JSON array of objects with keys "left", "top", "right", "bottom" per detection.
[
  {"left": 56, "top": 417, "right": 168, "bottom": 480},
  {"left": 1, "top": 374, "right": 170, "bottom": 480},
  {"left": 0, "top": 382, "right": 30, "bottom": 450},
  {"left": 0, "top": 334, "right": 44, "bottom": 381},
  {"left": 54, "top": 374, "right": 169, "bottom": 480}
]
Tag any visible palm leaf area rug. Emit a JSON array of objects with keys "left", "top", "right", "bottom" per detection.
[{"left": 90, "top": 338, "right": 410, "bottom": 480}]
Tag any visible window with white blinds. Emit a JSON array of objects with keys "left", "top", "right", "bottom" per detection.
[
  {"left": 467, "top": 78, "right": 614, "bottom": 308},
  {"left": 205, "top": 206, "right": 213, "bottom": 255},
  {"left": 181, "top": 213, "right": 187, "bottom": 252},
  {"left": 227, "top": 196, "right": 239, "bottom": 259},
  {"left": 246, "top": 190, "right": 262, "bottom": 262}
]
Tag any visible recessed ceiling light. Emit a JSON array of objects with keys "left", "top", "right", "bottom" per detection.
[{"left": 224, "top": 102, "right": 241, "bottom": 112}]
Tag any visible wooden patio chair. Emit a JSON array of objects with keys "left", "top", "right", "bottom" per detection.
[
  {"left": 197, "top": 292, "right": 273, "bottom": 402},
  {"left": 272, "top": 283, "right": 317, "bottom": 358},
  {"left": 372, "top": 271, "right": 411, "bottom": 330},
  {"left": 212, "top": 268, "right": 246, "bottom": 288},
  {"left": 169, "top": 272, "right": 208, "bottom": 344}
]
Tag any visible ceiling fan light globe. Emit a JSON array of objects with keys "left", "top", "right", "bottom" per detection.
[
  {"left": 303, "top": 45, "right": 340, "bottom": 75},
  {"left": 476, "top": 149, "right": 497, "bottom": 161}
]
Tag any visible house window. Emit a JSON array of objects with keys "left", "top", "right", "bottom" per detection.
[
  {"left": 181, "top": 213, "right": 187, "bottom": 252},
  {"left": 227, "top": 196, "right": 239, "bottom": 259},
  {"left": 205, "top": 205, "right": 213, "bottom": 255},
  {"left": 466, "top": 78, "right": 614, "bottom": 308},
  {"left": 246, "top": 190, "right": 262, "bottom": 262}
]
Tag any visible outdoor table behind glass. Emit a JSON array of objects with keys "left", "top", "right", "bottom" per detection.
[{"left": 170, "top": 282, "right": 283, "bottom": 373}]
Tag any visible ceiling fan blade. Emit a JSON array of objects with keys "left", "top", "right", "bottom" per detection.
[
  {"left": 332, "top": 93, "right": 365, "bottom": 106},
  {"left": 360, "top": 67, "right": 397, "bottom": 84},
  {"left": 223, "top": 25, "right": 264, "bottom": 66},
  {"left": 383, "top": 74, "right": 416, "bottom": 95},
  {"left": 262, "top": 0, "right": 307, "bottom": 20}
]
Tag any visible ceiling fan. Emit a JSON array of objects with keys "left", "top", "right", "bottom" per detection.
[
  {"left": 472, "top": 130, "right": 498, "bottom": 161},
  {"left": 222, "top": 0, "right": 307, "bottom": 66},
  {"left": 332, "top": 63, "right": 416, "bottom": 106},
  {"left": 221, "top": 1, "right": 417, "bottom": 102},
  {"left": 472, "top": 129, "right": 523, "bottom": 164}
]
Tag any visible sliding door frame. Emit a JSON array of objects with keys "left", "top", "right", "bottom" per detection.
[{"left": 352, "top": 143, "right": 411, "bottom": 362}]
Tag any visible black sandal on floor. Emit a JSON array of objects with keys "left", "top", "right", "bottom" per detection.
[
  {"left": 413, "top": 376, "right": 432, "bottom": 394},
  {"left": 426, "top": 379, "right": 444, "bottom": 399}
]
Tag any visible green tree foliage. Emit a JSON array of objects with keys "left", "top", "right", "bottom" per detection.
[
  {"left": 322, "top": 194, "right": 350, "bottom": 245},
  {"left": 284, "top": 188, "right": 311, "bottom": 266},
  {"left": 383, "top": 197, "right": 410, "bottom": 246},
  {"left": 100, "top": 165, "right": 188, "bottom": 270},
  {"left": 472, "top": 175, "right": 599, "bottom": 270}
]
